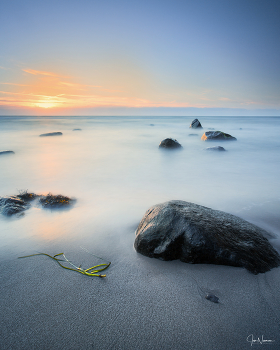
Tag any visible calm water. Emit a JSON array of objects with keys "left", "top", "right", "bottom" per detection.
[{"left": 0, "top": 116, "right": 280, "bottom": 257}]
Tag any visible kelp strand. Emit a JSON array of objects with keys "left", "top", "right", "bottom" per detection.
[{"left": 18, "top": 252, "right": 111, "bottom": 277}]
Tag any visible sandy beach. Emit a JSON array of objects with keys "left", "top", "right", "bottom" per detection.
[{"left": 1, "top": 222, "right": 280, "bottom": 350}]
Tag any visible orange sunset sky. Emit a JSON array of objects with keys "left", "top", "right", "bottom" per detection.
[{"left": 1, "top": 0, "right": 280, "bottom": 116}]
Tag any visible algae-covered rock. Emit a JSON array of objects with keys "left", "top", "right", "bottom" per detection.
[
  {"left": 0, "top": 191, "right": 74, "bottom": 216},
  {"left": 39, "top": 193, "right": 74, "bottom": 208},
  {"left": 134, "top": 200, "right": 280, "bottom": 274}
]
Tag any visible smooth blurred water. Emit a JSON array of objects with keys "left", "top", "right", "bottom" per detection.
[
  {"left": 1, "top": 116, "right": 280, "bottom": 350},
  {"left": 0, "top": 116, "right": 280, "bottom": 258}
]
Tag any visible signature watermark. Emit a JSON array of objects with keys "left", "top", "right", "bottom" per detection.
[{"left": 247, "top": 334, "right": 275, "bottom": 346}]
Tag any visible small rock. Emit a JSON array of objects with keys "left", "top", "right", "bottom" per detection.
[
  {"left": 204, "top": 146, "right": 226, "bottom": 151},
  {"left": 0, "top": 150, "right": 15, "bottom": 155},
  {"left": 205, "top": 293, "right": 219, "bottom": 303},
  {"left": 190, "top": 119, "right": 202, "bottom": 128},
  {"left": 73, "top": 128, "right": 82, "bottom": 131},
  {"left": 201, "top": 131, "right": 236, "bottom": 141},
  {"left": 39, "top": 132, "right": 63, "bottom": 137},
  {"left": 159, "top": 138, "right": 182, "bottom": 149},
  {"left": 188, "top": 134, "right": 198, "bottom": 136}
]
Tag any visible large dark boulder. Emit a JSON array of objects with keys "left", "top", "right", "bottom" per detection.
[
  {"left": 134, "top": 201, "right": 280, "bottom": 274},
  {"left": 159, "top": 138, "right": 182, "bottom": 149},
  {"left": 39, "top": 132, "right": 63, "bottom": 137},
  {"left": 201, "top": 131, "right": 236, "bottom": 141},
  {"left": 190, "top": 119, "right": 202, "bottom": 128}
]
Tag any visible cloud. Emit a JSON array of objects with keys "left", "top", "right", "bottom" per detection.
[
  {"left": 22, "top": 68, "right": 63, "bottom": 77},
  {"left": 59, "top": 82, "right": 101, "bottom": 88},
  {"left": 0, "top": 82, "right": 31, "bottom": 87}
]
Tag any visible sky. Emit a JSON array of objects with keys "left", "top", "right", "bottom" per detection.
[{"left": 0, "top": 0, "right": 280, "bottom": 116}]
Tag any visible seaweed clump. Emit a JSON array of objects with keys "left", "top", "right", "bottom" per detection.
[
  {"left": 17, "top": 191, "right": 38, "bottom": 202},
  {"left": 39, "top": 193, "right": 74, "bottom": 208}
]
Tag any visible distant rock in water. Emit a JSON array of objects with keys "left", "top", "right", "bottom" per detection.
[
  {"left": 0, "top": 150, "right": 15, "bottom": 155},
  {"left": 134, "top": 200, "right": 280, "bottom": 274},
  {"left": 201, "top": 131, "right": 237, "bottom": 141},
  {"left": 204, "top": 146, "right": 226, "bottom": 151},
  {"left": 73, "top": 128, "right": 82, "bottom": 131},
  {"left": 159, "top": 138, "right": 182, "bottom": 149},
  {"left": 188, "top": 133, "right": 198, "bottom": 136},
  {"left": 150, "top": 124, "right": 155, "bottom": 126},
  {"left": 39, "top": 132, "right": 63, "bottom": 137},
  {"left": 190, "top": 119, "right": 202, "bottom": 128}
]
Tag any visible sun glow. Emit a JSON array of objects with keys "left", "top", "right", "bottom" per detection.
[{"left": 35, "top": 102, "right": 58, "bottom": 109}]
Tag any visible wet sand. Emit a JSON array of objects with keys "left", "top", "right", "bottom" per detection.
[{"left": 0, "top": 218, "right": 280, "bottom": 350}]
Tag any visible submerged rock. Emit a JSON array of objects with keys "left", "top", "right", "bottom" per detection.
[
  {"left": 190, "top": 119, "right": 202, "bottom": 128},
  {"left": 73, "top": 128, "right": 82, "bottom": 131},
  {"left": 0, "top": 150, "right": 15, "bottom": 155},
  {"left": 204, "top": 146, "right": 226, "bottom": 151},
  {"left": 0, "top": 196, "right": 30, "bottom": 216},
  {"left": 134, "top": 200, "right": 280, "bottom": 274},
  {"left": 188, "top": 134, "right": 198, "bottom": 136},
  {"left": 201, "top": 131, "right": 236, "bottom": 141},
  {"left": 159, "top": 138, "right": 182, "bottom": 149},
  {"left": 39, "top": 132, "right": 63, "bottom": 137}
]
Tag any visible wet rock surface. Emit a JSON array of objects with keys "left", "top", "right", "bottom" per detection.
[
  {"left": 134, "top": 200, "right": 280, "bottom": 274},
  {"left": 159, "top": 138, "right": 182, "bottom": 149},
  {"left": 201, "top": 131, "right": 236, "bottom": 141},
  {"left": 0, "top": 196, "right": 30, "bottom": 216},
  {"left": 204, "top": 146, "right": 226, "bottom": 151},
  {"left": 190, "top": 119, "right": 202, "bottom": 128},
  {"left": 39, "top": 132, "right": 63, "bottom": 137}
]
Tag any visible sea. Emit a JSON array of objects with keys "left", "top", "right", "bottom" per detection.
[
  {"left": 1, "top": 116, "right": 280, "bottom": 349},
  {"left": 1, "top": 115, "right": 279, "bottom": 253}
]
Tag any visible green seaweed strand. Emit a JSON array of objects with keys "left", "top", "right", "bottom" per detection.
[{"left": 18, "top": 252, "right": 111, "bottom": 277}]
